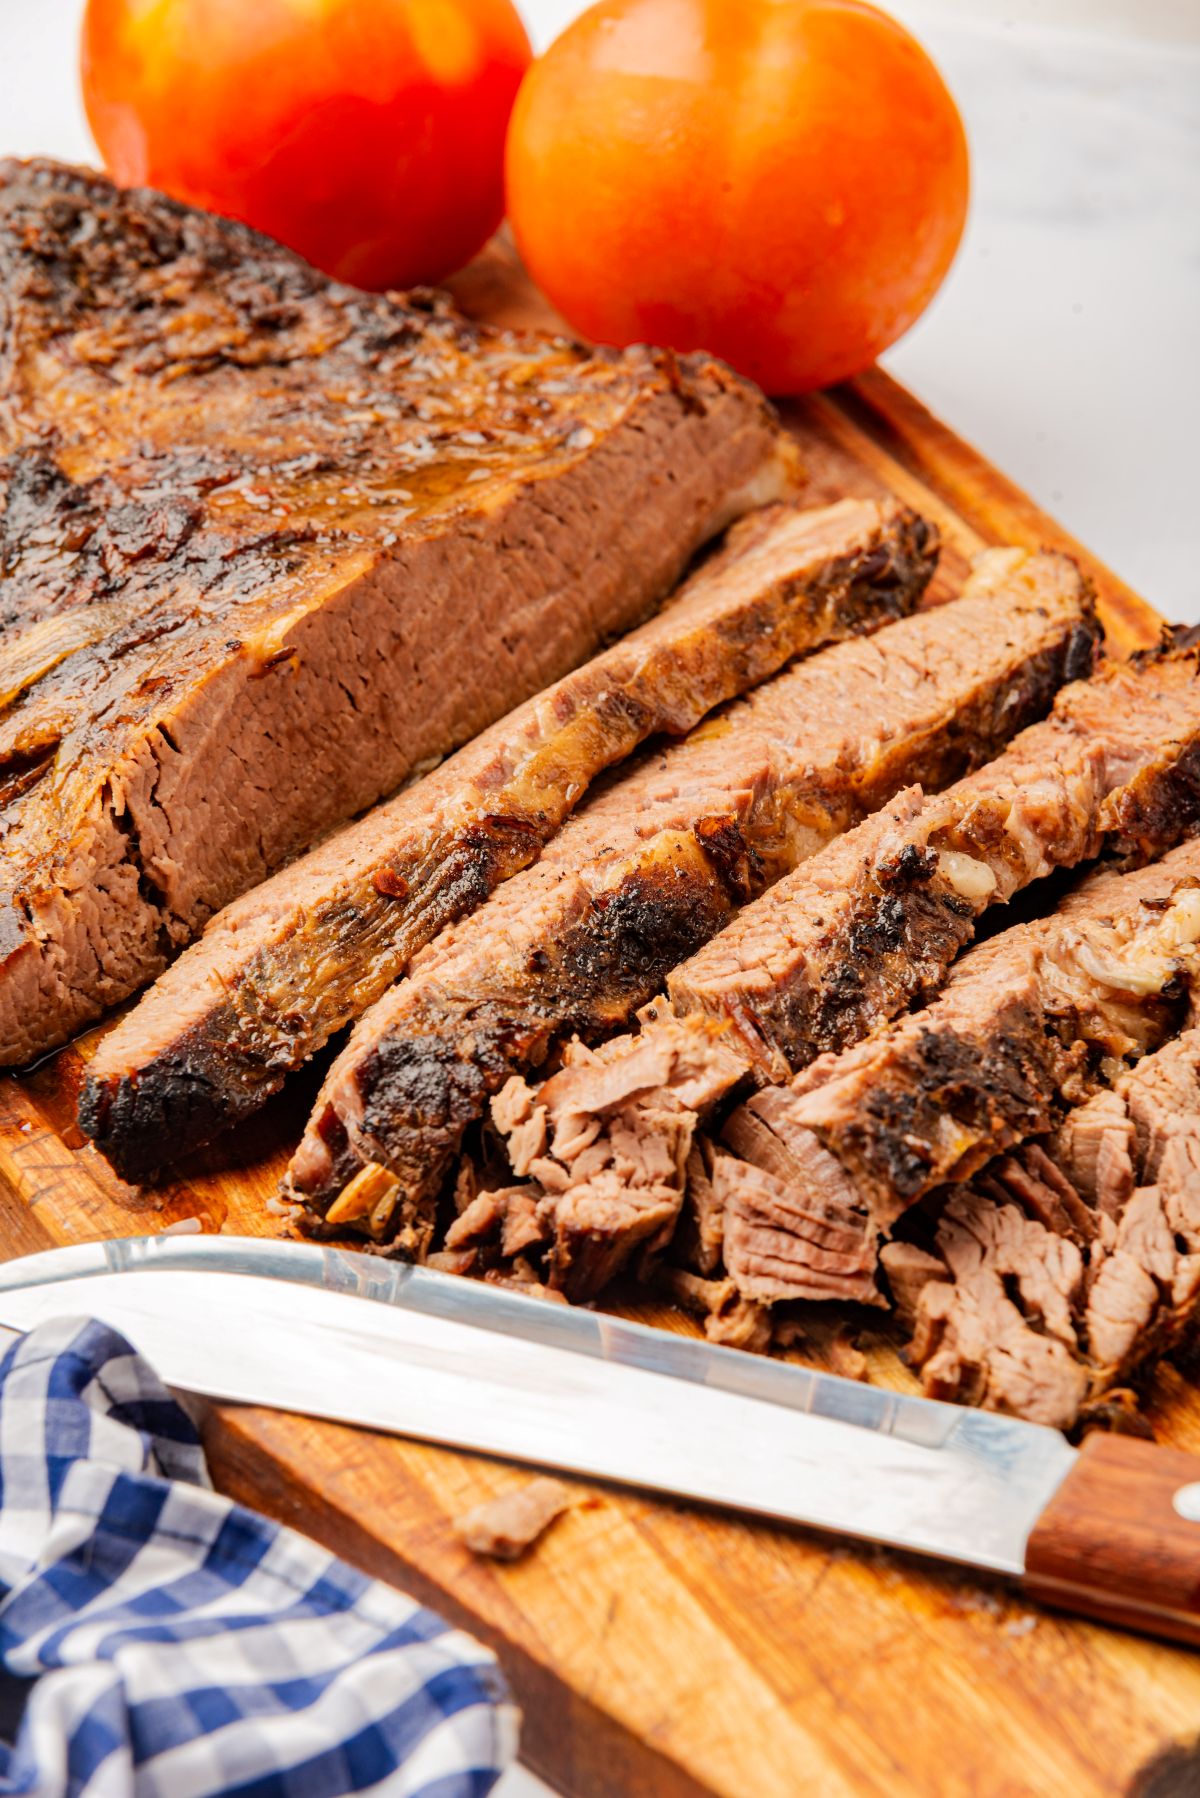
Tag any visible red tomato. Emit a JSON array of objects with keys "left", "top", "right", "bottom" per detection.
[
  {"left": 505, "top": 0, "right": 969, "bottom": 392},
  {"left": 82, "top": 0, "right": 532, "bottom": 288}
]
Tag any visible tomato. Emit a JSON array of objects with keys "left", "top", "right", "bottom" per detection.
[
  {"left": 505, "top": 0, "right": 969, "bottom": 392},
  {"left": 81, "top": 0, "right": 532, "bottom": 289}
]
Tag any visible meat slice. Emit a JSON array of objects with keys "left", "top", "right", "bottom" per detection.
[
  {"left": 669, "top": 642, "right": 1200, "bottom": 1078},
  {"left": 1099, "top": 629, "right": 1200, "bottom": 860},
  {"left": 79, "top": 497, "right": 936, "bottom": 1180},
  {"left": 0, "top": 159, "right": 794, "bottom": 1063},
  {"left": 285, "top": 546, "right": 1096, "bottom": 1251},
  {"left": 737, "top": 840, "right": 1200, "bottom": 1235},
  {"left": 877, "top": 1240, "right": 948, "bottom": 1328},
  {"left": 714, "top": 1138, "right": 881, "bottom": 1307}
]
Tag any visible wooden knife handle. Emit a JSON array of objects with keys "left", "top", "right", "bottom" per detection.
[{"left": 1024, "top": 1434, "right": 1200, "bottom": 1646}]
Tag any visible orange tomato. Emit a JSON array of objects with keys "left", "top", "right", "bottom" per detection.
[
  {"left": 506, "top": 0, "right": 969, "bottom": 392},
  {"left": 82, "top": 0, "right": 532, "bottom": 288}
]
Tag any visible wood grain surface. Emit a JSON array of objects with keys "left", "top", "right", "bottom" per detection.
[{"left": 1, "top": 240, "right": 1195, "bottom": 1798}]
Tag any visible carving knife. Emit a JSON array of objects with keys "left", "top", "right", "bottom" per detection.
[{"left": 1, "top": 1235, "right": 1199, "bottom": 1646}]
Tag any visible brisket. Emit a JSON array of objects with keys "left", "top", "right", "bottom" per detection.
[
  {"left": 285, "top": 546, "right": 1095, "bottom": 1252},
  {"left": 670, "top": 643, "right": 1200, "bottom": 1078},
  {"left": 479, "top": 1013, "right": 745, "bottom": 1298},
  {"left": 656, "top": 1265, "right": 773, "bottom": 1353},
  {"left": 739, "top": 840, "right": 1200, "bottom": 1235},
  {"left": 715, "top": 1115, "right": 881, "bottom": 1307},
  {"left": 1049, "top": 1091, "right": 1136, "bottom": 1219},
  {"left": 1083, "top": 1031, "right": 1200, "bottom": 1381},
  {"left": 0, "top": 158, "right": 793, "bottom": 1062},
  {"left": 79, "top": 497, "right": 936, "bottom": 1180},
  {"left": 480, "top": 638, "right": 1200, "bottom": 1305}
]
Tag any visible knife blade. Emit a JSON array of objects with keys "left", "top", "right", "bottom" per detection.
[{"left": 1, "top": 1235, "right": 1198, "bottom": 1645}]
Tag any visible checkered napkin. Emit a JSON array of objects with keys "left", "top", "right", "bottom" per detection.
[{"left": 0, "top": 1316, "right": 517, "bottom": 1796}]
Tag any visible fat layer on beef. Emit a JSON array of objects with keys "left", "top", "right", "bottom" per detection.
[
  {"left": 78, "top": 498, "right": 937, "bottom": 1181},
  {"left": 0, "top": 159, "right": 794, "bottom": 1064},
  {"left": 286, "top": 547, "right": 1095, "bottom": 1261}
]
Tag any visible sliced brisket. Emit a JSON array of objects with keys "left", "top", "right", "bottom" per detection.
[
  {"left": 738, "top": 840, "right": 1200, "bottom": 1236},
  {"left": 0, "top": 158, "right": 793, "bottom": 1062},
  {"left": 480, "top": 645, "right": 1200, "bottom": 1309},
  {"left": 670, "top": 643, "right": 1200, "bottom": 1078},
  {"left": 1049, "top": 1091, "right": 1136, "bottom": 1219},
  {"left": 286, "top": 546, "right": 1095, "bottom": 1252},
  {"left": 79, "top": 497, "right": 935, "bottom": 1180},
  {"left": 714, "top": 1121, "right": 881, "bottom": 1307}
]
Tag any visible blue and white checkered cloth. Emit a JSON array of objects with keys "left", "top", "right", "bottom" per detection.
[{"left": 0, "top": 1316, "right": 517, "bottom": 1796}]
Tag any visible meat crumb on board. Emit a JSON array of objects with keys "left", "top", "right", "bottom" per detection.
[{"left": 454, "top": 1478, "right": 576, "bottom": 1560}]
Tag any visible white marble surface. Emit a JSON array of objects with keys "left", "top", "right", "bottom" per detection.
[{"left": 0, "top": 7, "right": 1194, "bottom": 1794}]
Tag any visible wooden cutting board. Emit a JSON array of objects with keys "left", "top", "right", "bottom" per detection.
[{"left": 2, "top": 242, "right": 1197, "bottom": 1798}]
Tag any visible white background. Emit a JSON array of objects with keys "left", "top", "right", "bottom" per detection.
[{"left": 0, "top": 4, "right": 1196, "bottom": 1792}]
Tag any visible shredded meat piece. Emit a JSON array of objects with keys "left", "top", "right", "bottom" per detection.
[
  {"left": 1081, "top": 1028, "right": 1200, "bottom": 1380},
  {"left": 713, "top": 1148, "right": 880, "bottom": 1307},
  {"left": 658, "top": 1266, "right": 773, "bottom": 1352},
  {"left": 909, "top": 1192, "right": 1088, "bottom": 1429},
  {"left": 680, "top": 1141, "right": 727, "bottom": 1275},
  {"left": 454, "top": 1478, "right": 575, "bottom": 1559},
  {"left": 879, "top": 1241, "right": 949, "bottom": 1329},
  {"left": 1050, "top": 1091, "right": 1136, "bottom": 1218},
  {"left": 485, "top": 1017, "right": 744, "bottom": 1300},
  {"left": 981, "top": 1147, "right": 1096, "bottom": 1245},
  {"left": 894, "top": 1022, "right": 1200, "bottom": 1427}
]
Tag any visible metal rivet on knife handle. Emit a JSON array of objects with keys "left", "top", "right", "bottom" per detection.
[{"left": 1023, "top": 1435, "right": 1200, "bottom": 1647}]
